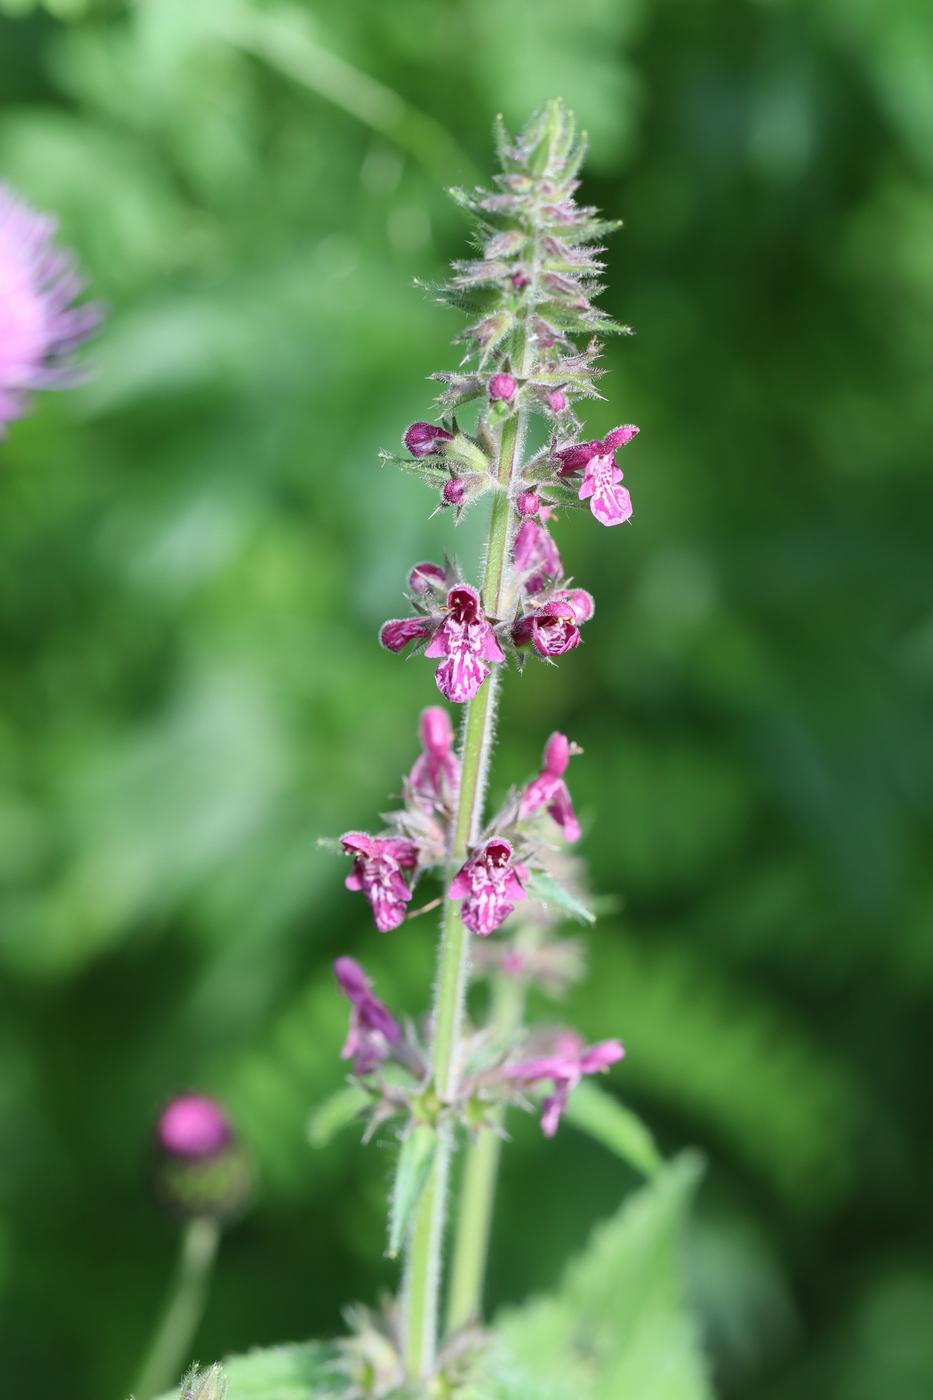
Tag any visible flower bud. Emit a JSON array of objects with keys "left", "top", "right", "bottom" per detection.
[
  {"left": 154, "top": 1095, "right": 253, "bottom": 1223},
  {"left": 516, "top": 491, "right": 540, "bottom": 516},
  {"left": 547, "top": 390, "right": 567, "bottom": 413},
  {"left": 489, "top": 373, "right": 517, "bottom": 402},
  {"left": 510, "top": 272, "right": 529, "bottom": 290},
  {"left": 443, "top": 478, "right": 466, "bottom": 505},
  {"left": 408, "top": 561, "right": 448, "bottom": 596},
  {"left": 403, "top": 422, "right": 454, "bottom": 458}
]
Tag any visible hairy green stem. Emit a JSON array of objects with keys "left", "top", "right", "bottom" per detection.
[
  {"left": 132, "top": 1216, "right": 221, "bottom": 1400},
  {"left": 402, "top": 405, "right": 527, "bottom": 1379},
  {"left": 445, "top": 973, "right": 527, "bottom": 1332}
]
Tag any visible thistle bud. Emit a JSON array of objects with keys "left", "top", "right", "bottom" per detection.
[
  {"left": 489, "top": 373, "right": 517, "bottom": 402},
  {"left": 154, "top": 1095, "right": 253, "bottom": 1223},
  {"left": 517, "top": 491, "right": 541, "bottom": 516}
]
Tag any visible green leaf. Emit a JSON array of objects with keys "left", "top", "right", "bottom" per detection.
[
  {"left": 155, "top": 1342, "right": 344, "bottom": 1400},
  {"left": 525, "top": 870, "right": 596, "bottom": 924},
  {"left": 306, "top": 1084, "right": 371, "bottom": 1149},
  {"left": 494, "top": 1154, "right": 712, "bottom": 1400},
  {"left": 387, "top": 1123, "right": 436, "bottom": 1259},
  {"left": 564, "top": 1080, "right": 664, "bottom": 1178}
]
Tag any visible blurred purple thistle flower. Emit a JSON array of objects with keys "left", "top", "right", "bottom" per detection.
[
  {"left": 554, "top": 425, "right": 639, "bottom": 526},
  {"left": 449, "top": 838, "right": 528, "bottom": 935},
  {"left": 409, "top": 706, "right": 460, "bottom": 809},
  {"left": 519, "top": 731, "right": 581, "bottom": 841},
  {"left": 341, "top": 831, "right": 418, "bottom": 932},
  {"left": 158, "top": 1096, "right": 232, "bottom": 1159},
  {"left": 0, "top": 183, "right": 102, "bottom": 432},
  {"left": 504, "top": 1034, "right": 624, "bottom": 1136},
  {"left": 334, "top": 956, "right": 402, "bottom": 1075}
]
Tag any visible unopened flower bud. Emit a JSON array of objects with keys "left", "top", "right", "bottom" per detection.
[
  {"left": 547, "top": 390, "right": 567, "bottom": 413},
  {"left": 154, "top": 1095, "right": 253, "bottom": 1222},
  {"left": 511, "top": 272, "right": 529, "bottom": 290},
  {"left": 408, "top": 561, "right": 447, "bottom": 596},
  {"left": 489, "top": 373, "right": 517, "bottom": 402},
  {"left": 443, "top": 478, "right": 466, "bottom": 505},
  {"left": 404, "top": 422, "right": 454, "bottom": 458},
  {"left": 159, "top": 1095, "right": 230, "bottom": 1157},
  {"left": 517, "top": 491, "right": 540, "bottom": 516}
]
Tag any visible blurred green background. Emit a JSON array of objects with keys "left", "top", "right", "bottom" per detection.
[{"left": 0, "top": 0, "right": 930, "bottom": 1396}]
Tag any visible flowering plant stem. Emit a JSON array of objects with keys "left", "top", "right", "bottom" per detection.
[
  {"left": 403, "top": 405, "right": 528, "bottom": 1378},
  {"left": 133, "top": 1215, "right": 221, "bottom": 1400},
  {"left": 446, "top": 972, "right": 526, "bottom": 1333}
]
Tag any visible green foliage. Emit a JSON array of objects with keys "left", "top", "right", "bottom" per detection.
[
  {"left": 387, "top": 1124, "right": 436, "bottom": 1259},
  {"left": 563, "top": 1081, "right": 664, "bottom": 1178},
  {"left": 495, "top": 1154, "right": 711, "bottom": 1399}
]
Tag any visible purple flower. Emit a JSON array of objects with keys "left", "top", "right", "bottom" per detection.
[
  {"left": 512, "top": 588, "right": 593, "bottom": 657},
  {"left": 424, "top": 585, "right": 505, "bottom": 703},
  {"left": 333, "top": 955, "right": 402, "bottom": 1075},
  {"left": 449, "top": 837, "right": 528, "bottom": 935},
  {"left": 489, "top": 372, "right": 517, "bottom": 401},
  {"left": 519, "top": 731, "right": 581, "bottom": 841},
  {"left": 504, "top": 1034, "right": 625, "bottom": 1136},
  {"left": 554, "top": 425, "right": 639, "bottom": 526},
  {"left": 341, "top": 831, "right": 418, "bottom": 932},
  {"left": 380, "top": 616, "right": 433, "bottom": 653},
  {"left": 513, "top": 517, "right": 562, "bottom": 594},
  {"left": 158, "top": 1096, "right": 231, "bottom": 1159},
  {"left": 443, "top": 478, "right": 466, "bottom": 505},
  {"left": 0, "top": 184, "right": 101, "bottom": 432},
  {"left": 404, "top": 421, "right": 454, "bottom": 457},
  {"left": 408, "top": 706, "right": 460, "bottom": 808},
  {"left": 408, "top": 561, "right": 449, "bottom": 597}
]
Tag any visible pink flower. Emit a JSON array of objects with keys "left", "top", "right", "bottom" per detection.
[
  {"left": 519, "top": 731, "right": 581, "bottom": 841},
  {"left": 341, "top": 831, "right": 418, "bottom": 932},
  {"left": 333, "top": 956, "right": 402, "bottom": 1075},
  {"left": 408, "top": 706, "right": 460, "bottom": 808},
  {"left": 547, "top": 390, "right": 567, "bottom": 413},
  {"left": 0, "top": 184, "right": 101, "bottom": 432},
  {"left": 504, "top": 1035, "right": 625, "bottom": 1136},
  {"left": 516, "top": 491, "right": 540, "bottom": 517},
  {"left": 404, "top": 421, "right": 454, "bottom": 457},
  {"left": 424, "top": 585, "right": 505, "bottom": 703},
  {"left": 158, "top": 1096, "right": 231, "bottom": 1158},
  {"left": 449, "top": 837, "right": 528, "bottom": 935},
  {"left": 513, "top": 517, "right": 562, "bottom": 594},
  {"left": 489, "top": 372, "right": 517, "bottom": 401},
  {"left": 408, "top": 561, "right": 448, "bottom": 597},
  {"left": 554, "top": 425, "right": 639, "bottom": 526},
  {"left": 380, "top": 616, "right": 433, "bottom": 653},
  {"left": 512, "top": 589, "right": 593, "bottom": 657}
]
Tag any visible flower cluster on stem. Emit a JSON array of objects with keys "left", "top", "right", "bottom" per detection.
[{"left": 326, "top": 101, "right": 635, "bottom": 1388}]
